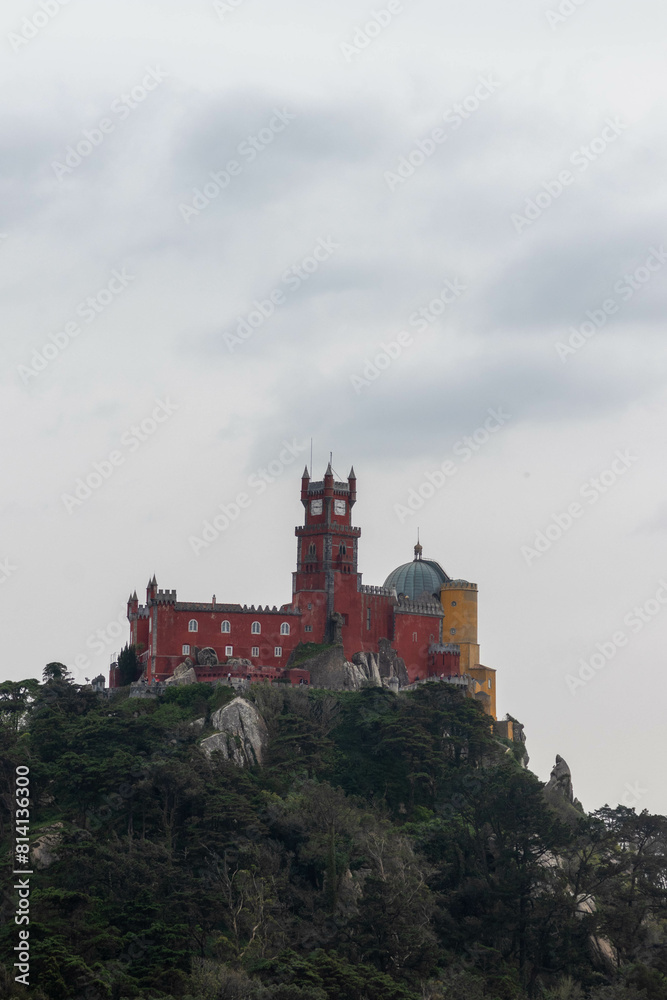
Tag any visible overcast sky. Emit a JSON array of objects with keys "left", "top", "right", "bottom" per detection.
[{"left": 2, "top": 0, "right": 667, "bottom": 814}]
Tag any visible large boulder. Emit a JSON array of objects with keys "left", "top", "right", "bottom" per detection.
[
  {"left": 350, "top": 651, "right": 382, "bottom": 686},
  {"left": 31, "top": 823, "right": 64, "bottom": 869},
  {"left": 224, "top": 657, "right": 253, "bottom": 671},
  {"left": 165, "top": 661, "right": 197, "bottom": 686},
  {"left": 197, "top": 647, "right": 219, "bottom": 666},
  {"left": 201, "top": 697, "right": 269, "bottom": 766}
]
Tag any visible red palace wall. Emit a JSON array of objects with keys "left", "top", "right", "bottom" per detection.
[
  {"left": 144, "top": 601, "right": 302, "bottom": 683},
  {"left": 393, "top": 610, "right": 443, "bottom": 682}
]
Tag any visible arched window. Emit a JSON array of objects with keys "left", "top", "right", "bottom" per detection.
[
  {"left": 307, "top": 543, "right": 316, "bottom": 557},
  {"left": 221, "top": 620, "right": 231, "bottom": 633},
  {"left": 251, "top": 621, "right": 261, "bottom": 634},
  {"left": 188, "top": 620, "right": 198, "bottom": 632},
  {"left": 340, "top": 543, "right": 347, "bottom": 556},
  {"left": 280, "top": 622, "right": 290, "bottom": 635}
]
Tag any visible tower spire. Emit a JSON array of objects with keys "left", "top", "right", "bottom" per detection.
[{"left": 414, "top": 529, "right": 423, "bottom": 560}]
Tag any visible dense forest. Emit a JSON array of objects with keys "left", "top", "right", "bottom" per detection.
[{"left": 1, "top": 668, "right": 667, "bottom": 1000}]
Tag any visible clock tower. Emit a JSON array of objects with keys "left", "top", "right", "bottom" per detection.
[{"left": 293, "top": 463, "right": 361, "bottom": 643}]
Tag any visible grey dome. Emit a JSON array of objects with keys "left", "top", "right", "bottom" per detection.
[{"left": 384, "top": 555, "right": 449, "bottom": 601}]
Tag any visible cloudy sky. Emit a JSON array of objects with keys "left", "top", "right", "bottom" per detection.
[{"left": 2, "top": 0, "right": 667, "bottom": 813}]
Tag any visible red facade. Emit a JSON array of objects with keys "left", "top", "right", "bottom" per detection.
[{"left": 115, "top": 464, "right": 452, "bottom": 687}]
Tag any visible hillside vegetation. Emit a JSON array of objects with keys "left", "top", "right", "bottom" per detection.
[{"left": 1, "top": 674, "right": 667, "bottom": 999}]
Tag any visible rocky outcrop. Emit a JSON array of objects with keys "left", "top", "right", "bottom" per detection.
[
  {"left": 224, "top": 657, "right": 253, "bottom": 671},
  {"left": 201, "top": 697, "right": 269, "bottom": 766},
  {"left": 165, "top": 660, "right": 197, "bottom": 686},
  {"left": 377, "top": 638, "right": 409, "bottom": 686},
  {"left": 290, "top": 641, "right": 408, "bottom": 691},
  {"left": 350, "top": 652, "right": 382, "bottom": 686},
  {"left": 31, "top": 823, "right": 64, "bottom": 869},
  {"left": 196, "top": 647, "right": 219, "bottom": 666},
  {"left": 574, "top": 894, "right": 617, "bottom": 967},
  {"left": 544, "top": 755, "right": 584, "bottom": 823}
]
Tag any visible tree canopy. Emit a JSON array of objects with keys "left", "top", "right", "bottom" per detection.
[{"left": 1, "top": 678, "right": 666, "bottom": 999}]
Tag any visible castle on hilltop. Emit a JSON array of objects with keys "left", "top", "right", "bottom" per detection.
[{"left": 112, "top": 464, "right": 496, "bottom": 716}]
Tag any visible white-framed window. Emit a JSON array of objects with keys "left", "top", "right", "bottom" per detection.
[
  {"left": 307, "top": 603, "right": 312, "bottom": 610},
  {"left": 412, "top": 632, "right": 418, "bottom": 642},
  {"left": 221, "top": 620, "right": 231, "bottom": 633},
  {"left": 275, "top": 646, "right": 282, "bottom": 657},
  {"left": 280, "top": 622, "right": 290, "bottom": 635},
  {"left": 251, "top": 621, "right": 261, "bottom": 634},
  {"left": 188, "top": 619, "right": 198, "bottom": 632},
  {"left": 488, "top": 679, "right": 492, "bottom": 689},
  {"left": 225, "top": 645, "right": 233, "bottom": 656},
  {"left": 305, "top": 625, "right": 312, "bottom": 633},
  {"left": 182, "top": 644, "right": 190, "bottom": 655},
  {"left": 251, "top": 646, "right": 259, "bottom": 657}
]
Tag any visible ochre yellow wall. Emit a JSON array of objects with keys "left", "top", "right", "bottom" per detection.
[
  {"left": 440, "top": 580, "right": 478, "bottom": 674},
  {"left": 440, "top": 579, "right": 497, "bottom": 719},
  {"left": 469, "top": 665, "right": 497, "bottom": 720}
]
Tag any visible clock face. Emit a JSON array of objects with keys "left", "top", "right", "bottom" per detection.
[
  {"left": 334, "top": 499, "right": 346, "bottom": 515},
  {"left": 310, "top": 499, "right": 323, "bottom": 514}
]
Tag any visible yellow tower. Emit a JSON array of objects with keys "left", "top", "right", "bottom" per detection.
[{"left": 440, "top": 579, "right": 496, "bottom": 719}]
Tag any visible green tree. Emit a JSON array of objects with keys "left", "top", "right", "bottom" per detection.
[
  {"left": 117, "top": 644, "right": 142, "bottom": 686},
  {"left": 42, "top": 661, "right": 71, "bottom": 683}
]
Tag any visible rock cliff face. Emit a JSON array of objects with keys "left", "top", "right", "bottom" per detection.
[
  {"left": 294, "top": 642, "right": 408, "bottom": 691},
  {"left": 377, "top": 638, "right": 410, "bottom": 686},
  {"left": 544, "top": 755, "right": 584, "bottom": 822},
  {"left": 201, "top": 697, "right": 269, "bottom": 766}
]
